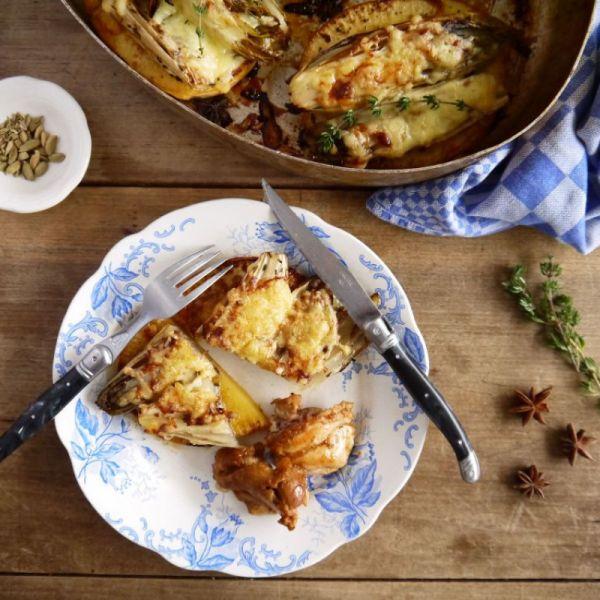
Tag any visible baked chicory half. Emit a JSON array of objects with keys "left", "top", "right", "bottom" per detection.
[
  {"left": 85, "top": 0, "right": 288, "bottom": 99},
  {"left": 97, "top": 323, "right": 269, "bottom": 444},
  {"left": 200, "top": 252, "right": 373, "bottom": 384}
]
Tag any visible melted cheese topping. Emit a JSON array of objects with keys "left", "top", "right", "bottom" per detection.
[
  {"left": 341, "top": 73, "right": 508, "bottom": 164},
  {"left": 202, "top": 254, "right": 353, "bottom": 382},
  {"left": 204, "top": 277, "right": 294, "bottom": 365},
  {"left": 291, "top": 21, "right": 476, "bottom": 111},
  {"left": 280, "top": 288, "right": 339, "bottom": 379},
  {"left": 114, "top": 326, "right": 229, "bottom": 435},
  {"left": 124, "top": 333, "right": 217, "bottom": 400},
  {"left": 102, "top": 0, "right": 247, "bottom": 88},
  {"left": 151, "top": 1, "right": 245, "bottom": 85}
]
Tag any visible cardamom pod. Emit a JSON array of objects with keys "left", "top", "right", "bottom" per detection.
[
  {"left": 6, "top": 161, "right": 21, "bottom": 176},
  {"left": 20, "top": 139, "right": 40, "bottom": 153},
  {"left": 45, "top": 134, "right": 58, "bottom": 155},
  {"left": 22, "top": 162, "right": 35, "bottom": 181},
  {"left": 0, "top": 112, "right": 64, "bottom": 182},
  {"left": 34, "top": 162, "right": 48, "bottom": 177}
]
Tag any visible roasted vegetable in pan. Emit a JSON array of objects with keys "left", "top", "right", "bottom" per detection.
[
  {"left": 291, "top": 16, "right": 505, "bottom": 111},
  {"left": 85, "top": 0, "right": 287, "bottom": 99},
  {"left": 83, "top": 0, "right": 534, "bottom": 170},
  {"left": 201, "top": 252, "right": 372, "bottom": 384},
  {"left": 298, "top": 0, "right": 440, "bottom": 70},
  {"left": 316, "top": 73, "right": 508, "bottom": 167},
  {"left": 296, "top": 0, "right": 491, "bottom": 71},
  {"left": 97, "top": 323, "right": 268, "bottom": 444},
  {"left": 170, "top": 0, "right": 289, "bottom": 61}
]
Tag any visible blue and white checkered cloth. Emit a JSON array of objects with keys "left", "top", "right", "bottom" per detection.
[{"left": 368, "top": 13, "right": 600, "bottom": 254}]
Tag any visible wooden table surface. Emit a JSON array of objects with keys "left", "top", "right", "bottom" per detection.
[{"left": 2, "top": 2, "right": 599, "bottom": 598}]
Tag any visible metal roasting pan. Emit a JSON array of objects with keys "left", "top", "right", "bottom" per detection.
[{"left": 59, "top": 0, "right": 595, "bottom": 186}]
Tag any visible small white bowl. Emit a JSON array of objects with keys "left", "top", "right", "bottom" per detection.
[{"left": 0, "top": 76, "right": 91, "bottom": 213}]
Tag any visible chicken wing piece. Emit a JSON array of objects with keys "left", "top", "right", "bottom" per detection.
[
  {"left": 267, "top": 396, "right": 356, "bottom": 475},
  {"left": 213, "top": 444, "right": 308, "bottom": 530}
]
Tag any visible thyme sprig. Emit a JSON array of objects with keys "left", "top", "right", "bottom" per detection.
[
  {"left": 317, "top": 124, "right": 342, "bottom": 154},
  {"left": 340, "top": 109, "right": 357, "bottom": 128},
  {"left": 194, "top": 3, "right": 208, "bottom": 55},
  {"left": 317, "top": 94, "right": 470, "bottom": 154},
  {"left": 503, "top": 258, "right": 600, "bottom": 398},
  {"left": 397, "top": 95, "right": 469, "bottom": 112}
]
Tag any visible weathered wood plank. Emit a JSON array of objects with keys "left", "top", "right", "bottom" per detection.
[
  {"left": 1, "top": 577, "right": 599, "bottom": 599},
  {"left": 0, "top": 188, "right": 599, "bottom": 579}
]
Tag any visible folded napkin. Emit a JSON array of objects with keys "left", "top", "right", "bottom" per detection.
[{"left": 367, "top": 15, "right": 600, "bottom": 254}]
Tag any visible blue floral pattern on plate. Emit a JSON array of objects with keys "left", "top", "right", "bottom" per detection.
[
  {"left": 313, "top": 441, "right": 381, "bottom": 539},
  {"left": 53, "top": 200, "right": 429, "bottom": 577}
]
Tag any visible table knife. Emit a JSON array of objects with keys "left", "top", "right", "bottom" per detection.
[{"left": 262, "top": 179, "right": 480, "bottom": 483}]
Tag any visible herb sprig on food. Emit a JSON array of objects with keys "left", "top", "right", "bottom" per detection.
[
  {"left": 503, "top": 258, "right": 600, "bottom": 398},
  {"left": 194, "top": 3, "right": 208, "bottom": 55},
  {"left": 317, "top": 124, "right": 342, "bottom": 154},
  {"left": 397, "top": 95, "right": 469, "bottom": 112},
  {"left": 317, "top": 95, "right": 470, "bottom": 154}
]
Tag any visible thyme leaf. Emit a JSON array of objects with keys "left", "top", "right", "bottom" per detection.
[
  {"left": 453, "top": 99, "right": 468, "bottom": 111},
  {"left": 423, "top": 94, "right": 441, "bottom": 109},
  {"left": 396, "top": 95, "right": 469, "bottom": 113},
  {"left": 396, "top": 96, "right": 411, "bottom": 111},
  {"left": 194, "top": 3, "right": 207, "bottom": 54},
  {"left": 340, "top": 109, "right": 357, "bottom": 128},
  {"left": 368, "top": 95, "right": 382, "bottom": 117},
  {"left": 317, "top": 124, "right": 341, "bottom": 154}
]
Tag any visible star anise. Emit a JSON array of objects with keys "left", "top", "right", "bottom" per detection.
[
  {"left": 510, "top": 386, "right": 552, "bottom": 425},
  {"left": 562, "top": 423, "right": 595, "bottom": 465},
  {"left": 514, "top": 464, "right": 550, "bottom": 499}
]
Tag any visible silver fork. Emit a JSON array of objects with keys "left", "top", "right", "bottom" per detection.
[{"left": 0, "top": 245, "right": 232, "bottom": 462}]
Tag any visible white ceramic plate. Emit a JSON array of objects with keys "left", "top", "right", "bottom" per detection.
[
  {"left": 54, "top": 199, "right": 429, "bottom": 577},
  {"left": 0, "top": 76, "right": 91, "bottom": 213}
]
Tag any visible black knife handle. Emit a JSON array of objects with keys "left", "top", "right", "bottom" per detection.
[
  {"left": 0, "top": 367, "right": 88, "bottom": 462},
  {"left": 383, "top": 343, "right": 480, "bottom": 483}
]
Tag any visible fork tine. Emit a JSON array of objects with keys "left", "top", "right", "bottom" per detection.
[
  {"left": 161, "top": 245, "right": 215, "bottom": 282},
  {"left": 177, "top": 264, "right": 233, "bottom": 305},
  {"left": 172, "top": 249, "right": 222, "bottom": 286},
  {"left": 177, "top": 256, "right": 227, "bottom": 296}
]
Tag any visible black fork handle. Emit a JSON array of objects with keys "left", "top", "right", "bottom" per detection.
[{"left": 0, "top": 367, "right": 88, "bottom": 462}]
